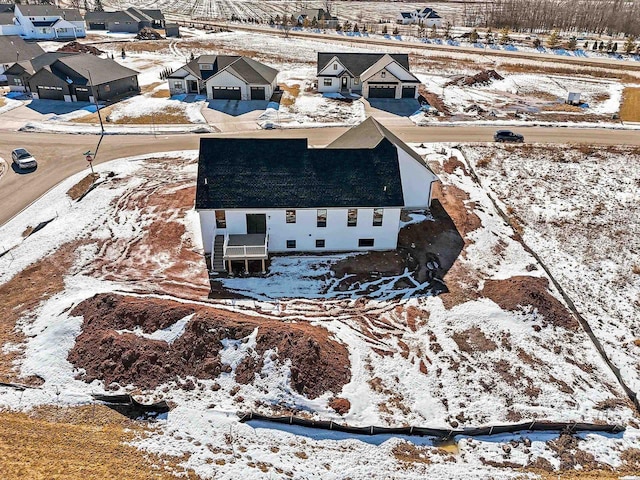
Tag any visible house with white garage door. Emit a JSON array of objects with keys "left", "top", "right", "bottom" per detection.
[
  {"left": 317, "top": 52, "right": 421, "bottom": 99},
  {"left": 196, "top": 117, "right": 439, "bottom": 273},
  {"left": 167, "top": 55, "right": 278, "bottom": 100}
]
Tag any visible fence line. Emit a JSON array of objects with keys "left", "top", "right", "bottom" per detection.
[{"left": 239, "top": 412, "right": 625, "bottom": 439}]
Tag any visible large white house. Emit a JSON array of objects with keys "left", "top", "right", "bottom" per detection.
[
  {"left": 168, "top": 55, "right": 278, "bottom": 100},
  {"left": 196, "top": 117, "right": 439, "bottom": 273},
  {"left": 317, "top": 52, "right": 421, "bottom": 99},
  {"left": 0, "top": 4, "right": 86, "bottom": 40},
  {"left": 397, "top": 7, "right": 442, "bottom": 26}
]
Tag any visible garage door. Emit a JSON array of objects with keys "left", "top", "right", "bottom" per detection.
[
  {"left": 250, "top": 86, "right": 265, "bottom": 100},
  {"left": 401, "top": 86, "right": 416, "bottom": 98},
  {"left": 212, "top": 86, "right": 241, "bottom": 100},
  {"left": 37, "top": 85, "right": 64, "bottom": 100},
  {"left": 368, "top": 85, "right": 396, "bottom": 98},
  {"left": 75, "top": 87, "right": 91, "bottom": 102}
]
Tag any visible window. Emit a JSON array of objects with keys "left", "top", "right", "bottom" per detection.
[
  {"left": 333, "top": 63, "right": 337, "bottom": 70},
  {"left": 354, "top": 77, "right": 359, "bottom": 85},
  {"left": 323, "top": 78, "right": 332, "bottom": 86},
  {"left": 373, "top": 208, "right": 383, "bottom": 226},
  {"left": 286, "top": 209, "right": 296, "bottom": 223},
  {"left": 316, "top": 239, "right": 325, "bottom": 248},
  {"left": 286, "top": 240, "right": 296, "bottom": 249},
  {"left": 347, "top": 208, "right": 357, "bottom": 227},
  {"left": 215, "top": 210, "right": 226, "bottom": 228},
  {"left": 173, "top": 81, "right": 183, "bottom": 90},
  {"left": 317, "top": 209, "right": 327, "bottom": 227},
  {"left": 381, "top": 71, "right": 386, "bottom": 78},
  {"left": 13, "top": 78, "right": 23, "bottom": 86},
  {"left": 359, "top": 238, "right": 375, "bottom": 247},
  {"left": 104, "top": 84, "right": 111, "bottom": 92}
]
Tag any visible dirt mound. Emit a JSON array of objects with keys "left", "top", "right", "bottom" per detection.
[
  {"left": 135, "top": 27, "right": 163, "bottom": 40},
  {"left": 328, "top": 397, "right": 351, "bottom": 415},
  {"left": 68, "top": 294, "right": 350, "bottom": 398},
  {"left": 446, "top": 69, "right": 503, "bottom": 87},
  {"left": 418, "top": 86, "right": 450, "bottom": 115},
  {"left": 481, "top": 276, "right": 578, "bottom": 330},
  {"left": 57, "top": 41, "right": 104, "bottom": 55}
]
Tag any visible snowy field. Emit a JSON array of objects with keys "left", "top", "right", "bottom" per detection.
[
  {"left": 464, "top": 143, "right": 640, "bottom": 398},
  {"left": 1, "top": 144, "right": 640, "bottom": 477}
]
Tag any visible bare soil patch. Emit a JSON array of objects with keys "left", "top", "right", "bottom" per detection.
[
  {"left": 66, "top": 173, "right": 99, "bottom": 200},
  {"left": 481, "top": 276, "right": 578, "bottom": 330},
  {"left": 620, "top": 87, "right": 640, "bottom": 122},
  {"left": 68, "top": 293, "right": 350, "bottom": 399},
  {"left": 0, "top": 405, "right": 196, "bottom": 480},
  {"left": 445, "top": 69, "right": 503, "bottom": 87},
  {"left": 452, "top": 327, "right": 497, "bottom": 353},
  {"left": 58, "top": 41, "right": 104, "bottom": 55}
]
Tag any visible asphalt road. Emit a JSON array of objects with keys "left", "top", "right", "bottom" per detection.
[{"left": 2, "top": 125, "right": 640, "bottom": 227}]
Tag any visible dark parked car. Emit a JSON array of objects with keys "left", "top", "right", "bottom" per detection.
[
  {"left": 494, "top": 130, "right": 524, "bottom": 143},
  {"left": 11, "top": 148, "right": 37, "bottom": 170}
]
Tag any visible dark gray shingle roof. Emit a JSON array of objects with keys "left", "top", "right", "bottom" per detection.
[
  {"left": 0, "top": 36, "right": 44, "bottom": 65},
  {"left": 50, "top": 54, "right": 138, "bottom": 85},
  {"left": 196, "top": 137, "right": 405, "bottom": 210},
  {"left": 172, "top": 55, "right": 278, "bottom": 84},
  {"left": 317, "top": 53, "right": 411, "bottom": 76}
]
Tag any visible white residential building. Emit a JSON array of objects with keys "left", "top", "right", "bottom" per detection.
[
  {"left": 396, "top": 7, "right": 442, "bottom": 27},
  {"left": 317, "top": 52, "right": 420, "bottom": 99},
  {"left": 196, "top": 117, "right": 439, "bottom": 273},
  {"left": 6, "top": 4, "right": 86, "bottom": 40}
]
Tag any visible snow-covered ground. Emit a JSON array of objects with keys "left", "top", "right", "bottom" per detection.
[
  {"left": 1, "top": 144, "right": 639, "bottom": 478},
  {"left": 464, "top": 143, "right": 640, "bottom": 397}
]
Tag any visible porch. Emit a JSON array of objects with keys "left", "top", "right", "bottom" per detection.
[{"left": 212, "top": 233, "right": 269, "bottom": 273}]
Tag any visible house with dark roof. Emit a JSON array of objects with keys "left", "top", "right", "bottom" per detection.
[
  {"left": 85, "top": 7, "right": 165, "bottom": 33},
  {"left": 0, "top": 35, "right": 44, "bottom": 82},
  {"left": 26, "top": 54, "right": 139, "bottom": 102},
  {"left": 4, "top": 52, "right": 75, "bottom": 92},
  {"left": 292, "top": 8, "right": 338, "bottom": 28},
  {"left": 317, "top": 53, "right": 420, "bottom": 99},
  {"left": 396, "top": 7, "right": 442, "bottom": 26},
  {"left": 10, "top": 4, "right": 86, "bottom": 39},
  {"left": 168, "top": 55, "right": 278, "bottom": 100},
  {"left": 196, "top": 117, "right": 438, "bottom": 272}
]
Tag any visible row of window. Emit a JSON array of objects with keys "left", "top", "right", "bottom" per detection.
[
  {"left": 215, "top": 209, "right": 384, "bottom": 229},
  {"left": 286, "top": 208, "right": 383, "bottom": 227},
  {"left": 323, "top": 77, "right": 360, "bottom": 86},
  {"left": 286, "top": 238, "right": 374, "bottom": 249}
]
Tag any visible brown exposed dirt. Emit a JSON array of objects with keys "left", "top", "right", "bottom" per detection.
[
  {"left": 66, "top": 173, "right": 99, "bottom": 200},
  {"left": 328, "top": 397, "right": 351, "bottom": 415},
  {"left": 481, "top": 276, "right": 579, "bottom": 330},
  {"left": 57, "top": 41, "right": 104, "bottom": 55},
  {"left": 445, "top": 69, "right": 503, "bottom": 87},
  {"left": 68, "top": 293, "right": 350, "bottom": 399},
  {"left": 136, "top": 27, "right": 164, "bottom": 40},
  {"left": 418, "top": 86, "right": 450, "bottom": 115},
  {"left": 452, "top": 327, "right": 498, "bottom": 353}
]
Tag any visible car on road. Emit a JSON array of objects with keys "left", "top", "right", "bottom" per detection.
[
  {"left": 494, "top": 130, "right": 524, "bottom": 143},
  {"left": 11, "top": 148, "right": 37, "bottom": 170}
]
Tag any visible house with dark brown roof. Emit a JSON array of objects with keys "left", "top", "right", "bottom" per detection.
[
  {"left": 26, "top": 54, "right": 139, "bottom": 102},
  {"left": 168, "top": 55, "right": 278, "bottom": 100},
  {"left": 317, "top": 52, "right": 420, "bottom": 99},
  {"left": 195, "top": 117, "right": 438, "bottom": 272}
]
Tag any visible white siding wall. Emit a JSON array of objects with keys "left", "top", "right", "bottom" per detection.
[
  {"left": 397, "top": 148, "right": 438, "bottom": 207},
  {"left": 206, "top": 70, "right": 248, "bottom": 99},
  {"left": 317, "top": 76, "right": 338, "bottom": 93},
  {"left": 199, "top": 207, "right": 401, "bottom": 254}
]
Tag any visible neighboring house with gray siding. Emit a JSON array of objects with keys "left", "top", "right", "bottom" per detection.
[
  {"left": 85, "top": 7, "right": 165, "bottom": 33},
  {"left": 27, "top": 54, "right": 139, "bottom": 102}
]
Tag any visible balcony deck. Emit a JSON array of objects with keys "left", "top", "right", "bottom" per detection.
[{"left": 223, "top": 233, "right": 268, "bottom": 260}]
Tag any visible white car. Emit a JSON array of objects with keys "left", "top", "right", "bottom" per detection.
[{"left": 11, "top": 148, "right": 37, "bottom": 170}]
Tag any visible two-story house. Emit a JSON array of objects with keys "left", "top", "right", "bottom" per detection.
[
  {"left": 196, "top": 117, "right": 438, "bottom": 273},
  {"left": 11, "top": 4, "right": 86, "bottom": 40}
]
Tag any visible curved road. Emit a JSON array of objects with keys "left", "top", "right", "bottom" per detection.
[{"left": 1, "top": 125, "right": 640, "bottom": 227}]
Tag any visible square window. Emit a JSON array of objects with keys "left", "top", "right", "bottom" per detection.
[
  {"left": 286, "top": 240, "right": 296, "bottom": 249},
  {"left": 347, "top": 208, "right": 357, "bottom": 227},
  {"left": 215, "top": 210, "right": 226, "bottom": 228},
  {"left": 359, "top": 238, "right": 374, "bottom": 247},
  {"left": 286, "top": 209, "right": 296, "bottom": 223},
  {"left": 323, "top": 78, "right": 332, "bottom": 86},
  {"left": 317, "top": 209, "right": 327, "bottom": 227},
  {"left": 373, "top": 208, "right": 383, "bottom": 226},
  {"left": 316, "top": 239, "right": 325, "bottom": 248}
]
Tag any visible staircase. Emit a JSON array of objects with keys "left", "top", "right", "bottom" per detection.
[{"left": 212, "top": 235, "right": 225, "bottom": 272}]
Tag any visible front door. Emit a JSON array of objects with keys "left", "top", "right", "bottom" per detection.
[
  {"left": 246, "top": 214, "right": 266, "bottom": 234},
  {"left": 341, "top": 76, "right": 348, "bottom": 89},
  {"left": 188, "top": 80, "right": 198, "bottom": 93}
]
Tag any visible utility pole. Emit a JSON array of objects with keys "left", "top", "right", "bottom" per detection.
[{"left": 85, "top": 69, "right": 105, "bottom": 179}]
